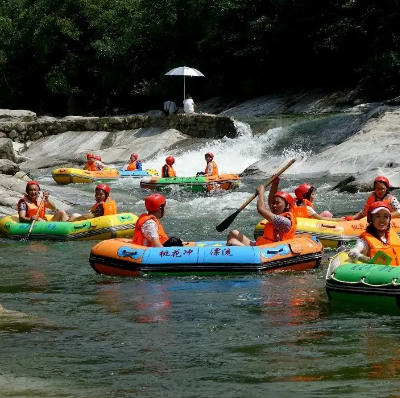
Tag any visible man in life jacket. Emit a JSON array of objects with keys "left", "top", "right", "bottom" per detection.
[
  {"left": 18, "top": 181, "right": 69, "bottom": 223},
  {"left": 83, "top": 153, "right": 98, "bottom": 171},
  {"left": 125, "top": 153, "right": 142, "bottom": 171},
  {"left": 94, "top": 155, "right": 106, "bottom": 171},
  {"left": 132, "top": 194, "right": 183, "bottom": 247},
  {"left": 196, "top": 152, "right": 219, "bottom": 177},
  {"left": 161, "top": 156, "right": 177, "bottom": 178},
  {"left": 349, "top": 201, "right": 400, "bottom": 265},
  {"left": 68, "top": 184, "right": 117, "bottom": 221},
  {"left": 226, "top": 178, "right": 297, "bottom": 246},
  {"left": 293, "top": 182, "right": 339, "bottom": 221},
  {"left": 345, "top": 176, "right": 400, "bottom": 221}
]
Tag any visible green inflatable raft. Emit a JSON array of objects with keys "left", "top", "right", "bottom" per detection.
[
  {"left": 326, "top": 251, "right": 400, "bottom": 312},
  {"left": 0, "top": 213, "right": 138, "bottom": 241}
]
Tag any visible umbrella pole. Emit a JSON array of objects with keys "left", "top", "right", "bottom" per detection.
[{"left": 183, "top": 75, "right": 186, "bottom": 102}]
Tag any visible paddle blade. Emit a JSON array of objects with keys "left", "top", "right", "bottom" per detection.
[{"left": 216, "top": 209, "right": 241, "bottom": 232}]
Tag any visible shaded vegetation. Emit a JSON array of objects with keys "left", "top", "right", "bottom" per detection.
[{"left": 0, "top": 0, "right": 399, "bottom": 115}]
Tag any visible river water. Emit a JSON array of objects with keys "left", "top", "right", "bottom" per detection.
[{"left": 1, "top": 116, "right": 400, "bottom": 397}]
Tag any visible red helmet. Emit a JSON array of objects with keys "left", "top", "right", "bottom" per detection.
[
  {"left": 26, "top": 180, "right": 40, "bottom": 192},
  {"left": 367, "top": 201, "right": 391, "bottom": 222},
  {"left": 274, "top": 191, "right": 294, "bottom": 209},
  {"left": 131, "top": 153, "right": 138, "bottom": 160},
  {"left": 294, "top": 183, "right": 313, "bottom": 200},
  {"left": 374, "top": 176, "right": 390, "bottom": 188},
  {"left": 205, "top": 152, "right": 214, "bottom": 159},
  {"left": 87, "top": 153, "right": 95, "bottom": 159},
  {"left": 166, "top": 156, "right": 175, "bottom": 166},
  {"left": 95, "top": 183, "right": 110, "bottom": 194},
  {"left": 95, "top": 155, "right": 102, "bottom": 161},
  {"left": 145, "top": 194, "right": 166, "bottom": 212}
]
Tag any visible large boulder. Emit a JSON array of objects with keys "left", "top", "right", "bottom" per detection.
[
  {"left": 0, "top": 138, "right": 17, "bottom": 162},
  {"left": 0, "top": 109, "right": 36, "bottom": 122},
  {"left": 0, "top": 159, "right": 19, "bottom": 175}
]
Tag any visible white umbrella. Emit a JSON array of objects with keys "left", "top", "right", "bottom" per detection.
[{"left": 165, "top": 66, "right": 205, "bottom": 101}]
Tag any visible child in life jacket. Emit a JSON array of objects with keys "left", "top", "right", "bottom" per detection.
[
  {"left": 348, "top": 201, "right": 400, "bottom": 265},
  {"left": 132, "top": 193, "right": 183, "bottom": 247},
  {"left": 68, "top": 184, "right": 117, "bottom": 221},
  {"left": 18, "top": 181, "right": 69, "bottom": 223},
  {"left": 293, "top": 182, "right": 340, "bottom": 220},
  {"left": 124, "top": 153, "right": 142, "bottom": 171},
  {"left": 345, "top": 176, "right": 400, "bottom": 221},
  {"left": 83, "top": 153, "right": 98, "bottom": 171},
  {"left": 161, "top": 156, "right": 177, "bottom": 178},
  {"left": 226, "top": 179, "right": 296, "bottom": 246}
]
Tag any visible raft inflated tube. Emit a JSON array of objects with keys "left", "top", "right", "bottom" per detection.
[
  {"left": 140, "top": 174, "right": 241, "bottom": 193},
  {"left": 52, "top": 168, "right": 120, "bottom": 184},
  {"left": 254, "top": 217, "right": 400, "bottom": 248},
  {"left": 0, "top": 213, "right": 138, "bottom": 240},
  {"left": 119, "top": 169, "right": 158, "bottom": 178}
]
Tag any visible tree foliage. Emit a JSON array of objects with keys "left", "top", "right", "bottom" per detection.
[{"left": 0, "top": 0, "right": 399, "bottom": 114}]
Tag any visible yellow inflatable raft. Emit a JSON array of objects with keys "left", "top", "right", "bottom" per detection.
[
  {"left": 254, "top": 217, "right": 400, "bottom": 248},
  {"left": 0, "top": 213, "right": 138, "bottom": 241},
  {"left": 52, "top": 168, "right": 120, "bottom": 184}
]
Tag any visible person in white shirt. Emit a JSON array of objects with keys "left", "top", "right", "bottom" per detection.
[
  {"left": 183, "top": 94, "right": 196, "bottom": 114},
  {"left": 163, "top": 100, "right": 177, "bottom": 116}
]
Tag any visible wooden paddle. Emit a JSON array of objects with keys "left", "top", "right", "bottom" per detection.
[
  {"left": 216, "top": 159, "right": 296, "bottom": 232},
  {"left": 25, "top": 194, "right": 45, "bottom": 240}
]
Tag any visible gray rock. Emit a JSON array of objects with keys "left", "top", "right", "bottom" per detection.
[
  {"left": 0, "top": 159, "right": 19, "bottom": 175},
  {"left": 0, "top": 138, "right": 17, "bottom": 162}
]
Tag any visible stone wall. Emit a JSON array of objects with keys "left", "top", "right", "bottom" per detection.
[{"left": 0, "top": 112, "right": 238, "bottom": 143}]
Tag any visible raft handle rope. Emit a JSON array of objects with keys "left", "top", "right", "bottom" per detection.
[{"left": 329, "top": 274, "right": 400, "bottom": 286}]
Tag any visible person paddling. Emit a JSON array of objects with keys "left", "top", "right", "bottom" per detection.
[
  {"left": 18, "top": 181, "right": 69, "bottom": 223},
  {"left": 94, "top": 155, "right": 106, "bottom": 171},
  {"left": 226, "top": 178, "right": 296, "bottom": 246},
  {"left": 345, "top": 176, "right": 400, "bottom": 220},
  {"left": 132, "top": 194, "right": 183, "bottom": 247},
  {"left": 68, "top": 184, "right": 117, "bottom": 222},
  {"left": 348, "top": 201, "right": 400, "bottom": 265}
]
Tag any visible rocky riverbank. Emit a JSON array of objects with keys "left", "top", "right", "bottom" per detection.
[{"left": 1, "top": 89, "right": 400, "bottom": 218}]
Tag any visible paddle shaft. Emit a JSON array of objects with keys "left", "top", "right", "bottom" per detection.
[
  {"left": 216, "top": 159, "right": 296, "bottom": 232},
  {"left": 26, "top": 195, "right": 45, "bottom": 239}
]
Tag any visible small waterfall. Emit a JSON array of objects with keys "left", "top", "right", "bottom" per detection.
[{"left": 233, "top": 119, "right": 252, "bottom": 137}]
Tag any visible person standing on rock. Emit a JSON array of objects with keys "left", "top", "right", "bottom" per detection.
[
  {"left": 163, "top": 100, "right": 177, "bottom": 116},
  {"left": 18, "top": 181, "right": 69, "bottom": 223},
  {"left": 183, "top": 94, "right": 196, "bottom": 114},
  {"left": 345, "top": 176, "right": 400, "bottom": 220}
]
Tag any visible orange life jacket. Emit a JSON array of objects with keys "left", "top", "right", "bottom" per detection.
[
  {"left": 363, "top": 193, "right": 393, "bottom": 216},
  {"left": 90, "top": 198, "right": 117, "bottom": 216},
  {"left": 205, "top": 160, "right": 218, "bottom": 176},
  {"left": 132, "top": 213, "right": 169, "bottom": 246},
  {"left": 127, "top": 160, "right": 139, "bottom": 171},
  {"left": 256, "top": 212, "right": 297, "bottom": 246},
  {"left": 162, "top": 164, "right": 176, "bottom": 178},
  {"left": 293, "top": 199, "right": 314, "bottom": 218},
  {"left": 360, "top": 229, "right": 400, "bottom": 266},
  {"left": 18, "top": 195, "right": 46, "bottom": 219},
  {"left": 85, "top": 162, "right": 98, "bottom": 171}
]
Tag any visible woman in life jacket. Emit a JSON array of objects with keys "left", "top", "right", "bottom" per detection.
[
  {"left": 18, "top": 181, "right": 69, "bottom": 223},
  {"left": 293, "top": 182, "right": 340, "bottom": 221},
  {"left": 348, "top": 201, "right": 400, "bottom": 265},
  {"left": 161, "top": 156, "right": 177, "bottom": 178},
  {"left": 226, "top": 178, "right": 296, "bottom": 246},
  {"left": 197, "top": 152, "right": 219, "bottom": 177},
  {"left": 345, "top": 176, "right": 400, "bottom": 221},
  {"left": 132, "top": 194, "right": 183, "bottom": 247},
  {"left": 68, "top": 184, "right": 117, "bottom": 222},
  {"left": 125, "top": 153, "right": 142, "bottom": 171}
]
